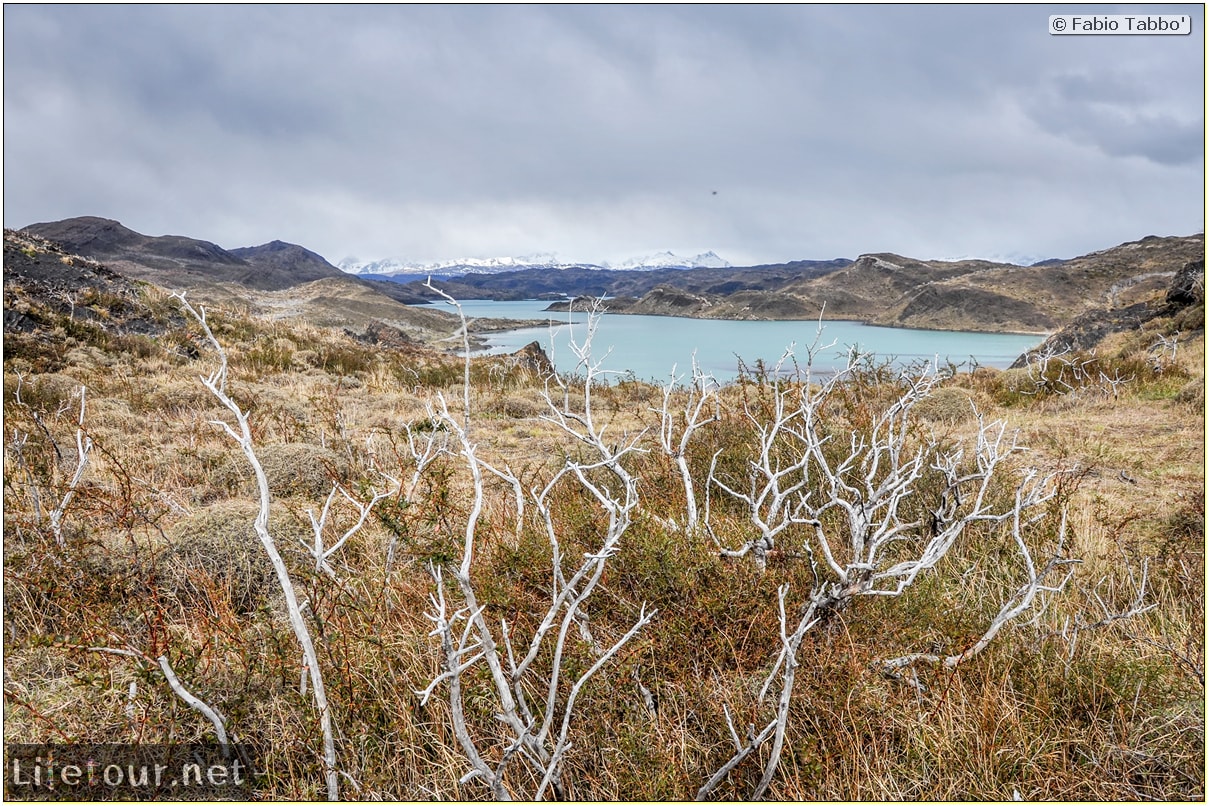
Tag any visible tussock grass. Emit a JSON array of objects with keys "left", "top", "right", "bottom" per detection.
[{"left": 4, "top": 296, "right": 1203, "bottom": 800}]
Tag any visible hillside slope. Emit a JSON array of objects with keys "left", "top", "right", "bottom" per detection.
[
  {"left": 565, "top": 234, "right": 1203, "bottom": 333},
  {"left": 19, "top": 217, "right": 1203, "bottom": 335},
  {"left": 18, "top": 218, "right": 453, "bottom": 337}
]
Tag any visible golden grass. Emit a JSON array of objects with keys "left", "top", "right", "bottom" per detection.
[{"left": 3, "top": 298, "right": 1203, "bottom": 800}]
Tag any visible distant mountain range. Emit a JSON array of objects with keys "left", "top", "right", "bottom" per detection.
[
  {"left": 337, "top": 250, "right": 732, "bottom": 278},
  {"left": 409, "top": 235, "right": 1204, "bottom": 334},
  {"left": 14, "top": 216, "right": 459, "bottom": 339},
  {"left": 14, "top": 216, "right": 1205, "bottom": 337}
]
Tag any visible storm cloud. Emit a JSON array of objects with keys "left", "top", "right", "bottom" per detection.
[{"left": 4, "top": 4, "right": 1203, "bottom": 266}]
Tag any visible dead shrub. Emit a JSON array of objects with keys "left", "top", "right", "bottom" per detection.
[
  {"left": 255, "top": 386, "right": 318, "bottom": 426},
  {"left": 997, "top": 367, "right": 1037, "bottom": 392},
  {"left": 63, "top": 345, "right": 116, "bottom": 370},
  {"left": 144, "top": 378, "right": 216, "bottom": 413},
  {"left": 1174, "top": 304, "right": 1204, "bottom": 332},
  {"left": 499, "top": 393, "right": 545, "bottom": 419},
  {"left": 4, "top": 371, "right": 86, "bottom": 411}
]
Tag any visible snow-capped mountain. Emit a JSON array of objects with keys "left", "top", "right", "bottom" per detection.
[
  {"left": 606, "top": 250, "right": 731, "bottom": 271},
  {"left": 935, "top": 252, "right": 1052, "bottom": 267},
  {"left": 337, "top": 250, "right": 730, "bottom": 277},
  {"left": 336, "top": 253, "right": 583, "bottom": 276}
]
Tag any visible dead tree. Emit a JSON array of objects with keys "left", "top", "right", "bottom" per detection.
[
  {"left": 416, "top": 289, "right": 655, "bottom": 800},
  {"left": 653, "top": 354, "right": 720, "bottom": 532},
  {"left": 700, "top": 345, "right": 1069, "bottom": 799},
  {"left": 6, "top": 375, "right": 93, "bottom": 546},
  {"left": 177, "top": 294, "right": 350, "bottom": 800}
]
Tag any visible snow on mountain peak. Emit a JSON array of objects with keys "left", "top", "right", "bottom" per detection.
[
  {"left": 338, "top": 249, "right": 731, "bottom": 277},
  {"left": 606, "top": 250, "right": 732, "bottom": 271}
]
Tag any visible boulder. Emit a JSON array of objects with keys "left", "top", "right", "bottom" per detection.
[
  {"left": 1166, "top": 259, "right": 1205, "bottom": 308},
  {"left": 510, "top": 341, "right": 554, "bottom": 375}
]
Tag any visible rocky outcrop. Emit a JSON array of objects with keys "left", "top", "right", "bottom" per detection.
[
  {"left": 624, "top": 286, "right": 715, "bottom": 317},
  {"left": 3, "top": 228, "right": 180, "bottom": 339},
  {"left": 349, "top": 319, "right": 414, "bottom": 349},
  {"left": 1009, "top": 257, "right": 1205, "bottom": 368},
  {"left": 1166, "top": 259, "right": 1205, "bottom": 308},
  {"left": 543, "top": 296, "right": 639, "bottom": 314},
  {"left": 1008, "top": 302, "right": 1153, "bottom": 366},
  {"left": 509, "top": 341, "right": 553, "bottom": 375}
]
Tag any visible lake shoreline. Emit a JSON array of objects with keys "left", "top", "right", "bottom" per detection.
[
  {"left": 417, "top": 299, "right": 1047, "bottom": 382},
  {"left": 534, "top": 299, "right": 1053, "bottom": 338}
]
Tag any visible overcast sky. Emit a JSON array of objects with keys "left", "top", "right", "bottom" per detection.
[{"left": 4, "top": 4, "right": 1204, "bottom": 267}]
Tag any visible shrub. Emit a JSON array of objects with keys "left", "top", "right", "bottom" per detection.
[
  {"left": 498, "top": 393, "right": 545, "bottom": 419},
  {"left": 243, "top": 338, "right": 296, "bottom": 374},
  {"left": 214, "top": 442, "right": 350, "bottom": 498},
  {"left": 160, "top": 500, "right": 308, "bottom": 613},
  {"left": 1174, "top": 378, "right": 1205, "bottom": 410},
  {"left": 315, "top": 343, "right": 374, "bottom": 376},
  {"left": 144, "top": 378, "right": 218, "bottom": 414},
  {"left": 913, "top": 386, "right": 976, "bottom": 424},
  {"left": 4, "top": 371, "right": 85, "bottom": 411},
  {"left": 1175, "top": 304, "right": 1204, "bottom": 332}
]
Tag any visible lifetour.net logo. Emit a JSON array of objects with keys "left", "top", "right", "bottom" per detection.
[{"left": 5, "top": 744, "right": 260, "bottom": 801}]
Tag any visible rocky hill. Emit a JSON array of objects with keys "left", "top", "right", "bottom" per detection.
[
  {"left": 21, "top": 216, "right": 434, "bottom": 303},
  {"left": 4, "top": 227, "right": 180, "bottom": 342},
  {"left": 540, "top": 234, "right": 1204, "bottom": 334},
  {"left": 17, "top": 217, "right": 1203, "bottom": 337},
  {"left": 15, "top": 218, "right": 465, "bottom": 339},
  {"left": 1009, "top": 257, "right": 1205, "bottom": 367}
]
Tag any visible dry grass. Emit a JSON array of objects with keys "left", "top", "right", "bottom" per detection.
[{"left": 3, "top": 295, "right": 1203, "bottom": 801}]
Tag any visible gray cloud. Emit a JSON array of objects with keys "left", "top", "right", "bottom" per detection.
[{"left": 4, "top": 4, "right": 1203, "bottom": 265}]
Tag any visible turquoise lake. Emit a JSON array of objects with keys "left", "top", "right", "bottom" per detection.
[{"left": 418, "top": 299, "right": 1045, "bottom": 383}]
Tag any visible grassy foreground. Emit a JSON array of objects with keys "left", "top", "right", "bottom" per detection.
[{"left": 3, "top": 283, "right": 1204, "bottom": 800}]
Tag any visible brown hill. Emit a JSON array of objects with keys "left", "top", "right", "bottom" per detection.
[
  {"left": 603, "top": 234, "right": 1203, "bottom": 334},
  {"left": 18, "top": 218, "right": 453, "bottom": 337},
  {"left": 21, "top": 216, "right": 431, "bottom": 301},
  {"left": 18, "top": 217, "right": 1203, "bottom": 338},
  {"left": 1008, "top": 257, "right": 1205, "bottom": 367}
]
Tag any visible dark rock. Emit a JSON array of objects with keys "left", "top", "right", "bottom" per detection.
[
  {"left": 1009, "top": 302, "right": 1152, "bottom": 368},
  {"left": 351, "top": 319, "right": 413, "bottom": 349},
  {"left": 3, "top": 228, "right": 185, "bottom": 346},
  {"left": 510, "top": 341, "right": 553, "bottom": 375},
  {"left": 1166, "top": 259, "right": 1205, "bottom": 307}
]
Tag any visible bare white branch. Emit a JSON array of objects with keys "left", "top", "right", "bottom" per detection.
[
  {"left": 702, "top": 336, "right": 1069, "bottom": 796},
  {"left": 418, "top": 300, "right": 655, "bottom": 800},
  {"left": 653, "top": 353, "right": 720, "bottom": 532},
  {"left": 47, "top": 385, "right": 92, "bottom": 546},
  {"left": 175, "top": 292, "right": 340, "bottom": 800},
  {"left": 158, "top": 655, "right": 231, "bottom": 756}
]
